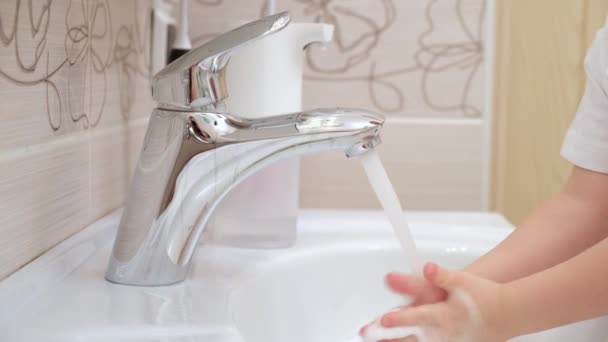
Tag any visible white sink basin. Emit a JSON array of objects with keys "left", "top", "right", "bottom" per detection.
[
  {"left": 228, "top": 232, "right": 608, "bottom": 342},
  {"left": 1, "top": 209, "right": 606, "bottom": 341},
  {"left": 229, "top": 237, "right": 488, "bottom": 342}
]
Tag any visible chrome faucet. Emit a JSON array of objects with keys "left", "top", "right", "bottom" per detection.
[{"left": 105, "top": 12, "right": 385, "bottom": 286}]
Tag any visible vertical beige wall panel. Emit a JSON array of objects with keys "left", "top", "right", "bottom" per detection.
[
  {"left": 585, "top": 1, "right": 608, "bottom": 48},
  {"left": 491, "top": 0, "right": 607, "bottom": 224}
]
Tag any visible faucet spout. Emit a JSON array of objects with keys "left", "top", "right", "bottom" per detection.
[{"left": 106, "top": 108, "right": 384, "bottom": 285}]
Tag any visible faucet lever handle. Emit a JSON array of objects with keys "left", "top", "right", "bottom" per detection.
[{"left": 152, "top": 12, "right": 291, "bottom": 110}]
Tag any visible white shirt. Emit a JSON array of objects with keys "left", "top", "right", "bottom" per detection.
[{"left": 561, "top": 22, "right": 608, "bottom": 173}]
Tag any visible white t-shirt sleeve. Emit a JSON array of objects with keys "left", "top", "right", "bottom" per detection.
[{"left": 561, "top": 22, "right": 608, "bottom": 173}]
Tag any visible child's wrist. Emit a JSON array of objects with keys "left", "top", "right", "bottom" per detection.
[
  {"left": 497, "top": 282, "right": 525, "bottom": 339},
  {"left": 464, "top": 262, "right": 497, "bottom": 283}
]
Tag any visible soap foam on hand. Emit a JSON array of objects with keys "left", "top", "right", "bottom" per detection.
[{"left": 350, "top": 318, "right": 425, "bottom": 342}]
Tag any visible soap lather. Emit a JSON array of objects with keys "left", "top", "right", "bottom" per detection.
[{"left": 355, "top": 318, "right": 425, "bottom": 342}]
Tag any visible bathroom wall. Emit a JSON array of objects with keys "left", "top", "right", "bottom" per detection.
[
  {"left": 491, "top": 0, "right": 608, "bottom": 224},
  {"left": 190, "top": 0, "right": 490, "bottom": 210},
  {"left": 0, "top": 0, "right": 153, "bottom": 280},
  {"left": 0, "top": 0, "right": 490, "bottom": 280}
]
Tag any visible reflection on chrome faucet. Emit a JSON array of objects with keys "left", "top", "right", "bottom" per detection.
[{"left": 105, "top": 12, "right": 385, "bottom": 286}]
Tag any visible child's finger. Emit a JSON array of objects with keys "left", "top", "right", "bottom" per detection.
[
  {"left": 424, "top": 262, "right": 460, "bottom": 290},
  {"left": 359, "top": 322, "right": 373, "bottom": 335},
  {"left": 381, "top": 305, "right": 439, "bottom": 328},
  {"left": 385, "top": 272, "right": 424, "bottom": 296}
]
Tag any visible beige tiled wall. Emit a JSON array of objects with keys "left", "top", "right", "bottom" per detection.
[
  {"left": 190, "top": 0, "right": 486, "bottom": 118},
  {"left": 0, "top": 0, "right": 153, "bottom": 280},
  {"left": 190, "top": 0, "right": 488, "bottom": 210},
  {"left": 300, "top": 119, "right": 483, "bottom": 210}
]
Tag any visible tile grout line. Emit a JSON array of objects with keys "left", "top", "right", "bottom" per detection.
[{"left": 0, "top": 119, "right": 149, "bottom": 162}]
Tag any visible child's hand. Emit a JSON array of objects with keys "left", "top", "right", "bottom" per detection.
[
  {"left": 359, "top": 268, "right": 448, "bottom": 336},
  {"left": 365, "top": 262, "right": 511, "bottom": 342},
  {"left": 359, "top": 266, "right": 448, "bottom": 335}
]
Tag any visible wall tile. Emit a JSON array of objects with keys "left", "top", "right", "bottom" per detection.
[
  {"left": 189, "top": 0, "right": 487, "bottom": 211},
  {"left": 300, "top": 120, "right": 483, "bottom": 210},
  {"left": 189, "top": 0, "right": 487, "bottom": 118},
  {"left": 0, "top": 138, "right": 90, "bottom": 279},
  {"left": 0, "top": 0, "right": 153, "bottom": 149},
  {"left": 0, "top": 0, "right": 154, "bottom": 280},
  {"left": 278, "top": 0, "right": 486, "bottom": 118}
]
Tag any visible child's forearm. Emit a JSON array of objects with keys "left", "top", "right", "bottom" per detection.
[
  {"left": 502, "top": 236, "right": 608, "bottom": 337},
  {"left": 467, "top": 167, "right": 608, "bottom": 283}
]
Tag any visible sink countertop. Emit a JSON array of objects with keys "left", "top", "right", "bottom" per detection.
[{"left": 0, "top": 209, "right": 512, "bottom": 342}]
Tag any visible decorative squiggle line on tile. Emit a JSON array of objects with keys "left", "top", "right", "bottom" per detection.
[
  {"left": 0, "top": 0, "right": 52, "bottom": 72},
  {"left": 189, "top": 0, "right": 485, "bottom": 117},
  {"left": 0, "top": 0, "right": 151, "bottom": 131},
  {"left": 299, "top": 0, "right": 397, "bottom": 74},
  {"left": 300, "top": 0, "right": 485, "bottom": 116}
]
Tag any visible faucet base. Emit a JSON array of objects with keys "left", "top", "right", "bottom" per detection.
[{"left": 105, "top": 256, "right": 189, "bottom": 286}]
